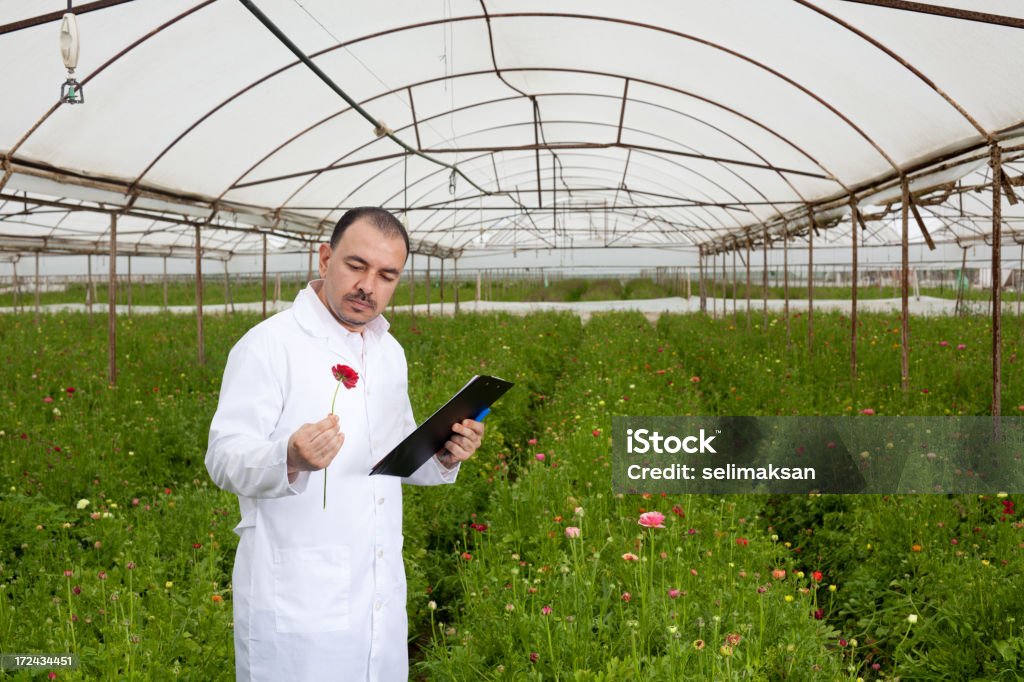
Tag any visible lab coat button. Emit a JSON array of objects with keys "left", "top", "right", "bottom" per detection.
[
  {"left": 377, "top": 497, "right": 385, "bottom": 505},
  {"left": 374, "top": 600, "right": 382, "bottom": 611},
  {"left": 377, "top": 549, "right": 384, "bottom": 558}
]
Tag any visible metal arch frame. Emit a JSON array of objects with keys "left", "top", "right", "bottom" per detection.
[
  {"left": 0, "top": 0, "right": 218, "bottom": 192},
  {"left": 795, "top": 0, "right": 992, "bottom": 141},
  {"left": 345, "top": 126, "right": 771, "bottom": 225},
  {"left": 418, "top": 167, "right": 726, "bottom": 243},
  {"left": 206, "top": 62, "right": 844, "bottom": 245},
  {"left": 92, "top": 10, "right": 856, "bottom": 236},
  {"left": 217, "top": 64, "right": 837, "bottom": 194},
  {"left": 377, "top": 148, "right": 730, "bottom": 243},
  {"left": 1, "top": 3, "right": 1019, "bottom": 255},
  {"left": 396, "top": 138, "right": 770, "bottom": 242}
]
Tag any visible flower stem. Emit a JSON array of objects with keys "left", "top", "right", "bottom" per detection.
[{"left": 325, "top": 383, "right": 341, "bottom": 509}]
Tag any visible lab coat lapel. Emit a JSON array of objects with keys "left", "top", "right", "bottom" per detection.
[{"left": 293, "top": 284, "right": 360, "bottom": 367}]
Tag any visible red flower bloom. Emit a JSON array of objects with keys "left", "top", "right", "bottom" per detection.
[
  {"left": 331, "top": 364, "right": 359, "bottom": 389},
  {"left": 812, "top": 571, "right": 823, "bottom": 582},
  {"left": 671, "top": 504, "right": 685, "bottom": 517},
  {"left": 469, "top": 523, "right": 488, "bottom": 532},
  {"left": 66, "top": 387, "right": 76, "bottom": 395}
]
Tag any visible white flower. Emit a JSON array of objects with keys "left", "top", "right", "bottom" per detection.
[
  {"left": 907, "top": 614, "right": 918, "bottom": 624},
  {"left": 76, "top": 499, "right": 90, "bottom": 510},
  {"left": 427, "top": 600, "right": 437, "bottom": 611}
]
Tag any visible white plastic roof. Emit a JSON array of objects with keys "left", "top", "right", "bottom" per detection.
[{"left": 2, "top": 0, "right": 1024, "bottom": 260}]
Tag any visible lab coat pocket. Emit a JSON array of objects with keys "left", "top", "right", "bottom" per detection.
[{"left": 272, "top": 545, "right": 350, "bottom": 633}]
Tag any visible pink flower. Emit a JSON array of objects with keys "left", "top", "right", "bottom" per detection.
[
  {"left": 529, "top": 652, "right": 539, "bottom": 663},
  {"left": 622, "top": 552, "right": 639, "bottom": 562},
  {"left": 939, "top": 340, "right": 949, "bottom": 347},
  {"left": 772, "top": 569, "right": 786, "bottom": 580},
  {"left": 535, "top": 453, "right": 546, "bottom": 462},
  {"left": 541, "top": 605, "right": 552, "bottom": 615},
  {"left": 668, "top": 588, "right": 681, "bottom": 599},
  {"left": 564, "top": 526, "right": 581, "bottom": 539},
  {"left": 956, "top": 343, "right": 966, "bottom": 351},
  {"left": 638, "top": 511, "right": 666, "bottom": 528},
  {"left": 592, "top": 429, "right": 601, "bottom": 437},
  {"left": 43, "top": 396, "right": 54, "bottom": 404},
  {"left": 690, "top": 376, "right": 701, "bottom": 383},
  {"left": 621, "top": 592, "right": 632, "bottom": 602},
  {"left": 460, "top": 552, "right": 472, "bottom": 561},
  {"left": 528, "top": 438, "right": 538, "bottom": 445},
  {"left": 860, "top": 408, "right": 875, "bottom": 416}
]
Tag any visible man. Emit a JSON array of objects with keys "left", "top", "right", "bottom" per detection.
[{"left": 205, "top": 207, "right": 485, "bottom": 681}]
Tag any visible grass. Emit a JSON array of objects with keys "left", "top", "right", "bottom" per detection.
[{"left": 0, "top": 308, "right": 1022, "bottom": 679}]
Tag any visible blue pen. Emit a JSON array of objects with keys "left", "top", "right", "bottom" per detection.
[{"left": 474, "top": 407, "right": 491, "bottom": 422}]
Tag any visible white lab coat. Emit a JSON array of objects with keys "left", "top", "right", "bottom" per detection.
[{"left": 206, "top": 282, "right": 458, "bottom": 681}]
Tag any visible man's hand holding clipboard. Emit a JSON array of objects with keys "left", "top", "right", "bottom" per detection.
[{"left": 370, "top": 376, "right": 514, "bottom": 477}]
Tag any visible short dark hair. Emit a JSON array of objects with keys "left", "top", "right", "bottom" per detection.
[{"left": 330, "top": 207, "right": 409, "bottom": 255}]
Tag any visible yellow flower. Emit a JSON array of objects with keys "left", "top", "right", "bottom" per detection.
[
  {"left": 76, "top": 499, "right": 90, "bottom": 510},
  {"left": 165, "top": 581, "right": 174, "bottom": 589},
  {"left": 784, "top": 595, "right": 794, "bottom": 603}
]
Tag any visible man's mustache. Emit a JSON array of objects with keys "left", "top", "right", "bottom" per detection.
[{"left": 344, "top": 290, "right": 376, "bottom": 310}]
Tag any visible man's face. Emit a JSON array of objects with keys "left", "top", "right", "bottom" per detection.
[{"left": 316, "top": 219, "right": 406, "bottom": 332}]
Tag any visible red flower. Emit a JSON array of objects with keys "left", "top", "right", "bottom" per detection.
[
  {"left": 735, "top": 537, "right": 749, "bottom": 546},
  {"left": 813, "top": 608, "right": 824, "bottom": 620},
  {"left": 812, "top": 571, "right": 823, "bottom": 582},
  {"left": 469, "top": 523, "right": 488, "bottom": 532},
  {"left": 66, "top": 387, "right": 76, "bottom": 395},
  {"left": 325, "top": 364, "right": 360, "bottom": 509},
  {"left": 331, "top": 364, "right": 359, "bottom": 389},
  {"left": 460, "top": 552, "right": 472, "bottom": 561},
  {"left": 671, "top": 504, "right": 685, "bottom": 517}
]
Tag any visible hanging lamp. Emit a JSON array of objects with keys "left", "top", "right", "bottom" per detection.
[{"left": 59, "top": 3, "right": 83, "bottom": 104}]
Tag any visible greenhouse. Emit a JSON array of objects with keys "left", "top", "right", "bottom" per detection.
[{"left": 2, "top": 1, "right": 1023, "bottom": 679}]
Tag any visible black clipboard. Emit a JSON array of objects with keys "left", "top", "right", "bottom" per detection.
[{"left": 369, "top": 375, "right": 514, "bottom": 477}]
